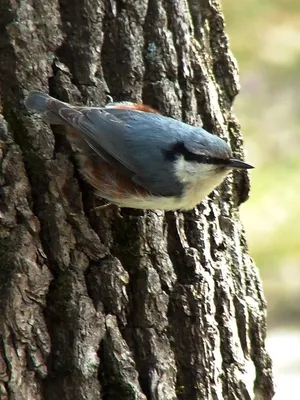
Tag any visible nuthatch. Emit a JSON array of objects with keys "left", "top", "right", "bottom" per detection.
[{"left": 25, "top": 91, "right": 253, "bottom": 211}]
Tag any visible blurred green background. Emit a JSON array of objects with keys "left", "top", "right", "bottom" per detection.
[
  {"left": 222, "top": 1, "right": 300, "bottom": 397},
  {"left": 222, "top": 0, "right": 300, "bottom": 327}
]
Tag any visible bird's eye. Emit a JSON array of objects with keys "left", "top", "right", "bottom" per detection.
[{"left": 200, "top": 155, "right": 211, "bottom": 163}]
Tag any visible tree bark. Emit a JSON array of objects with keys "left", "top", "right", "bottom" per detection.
[{"left": 0, "top": 0, "right": 274, "bottom": 399}]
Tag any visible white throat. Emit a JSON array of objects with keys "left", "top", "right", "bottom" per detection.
[{"left": 172, "top": 156, "right": 229, "bottom": 209}]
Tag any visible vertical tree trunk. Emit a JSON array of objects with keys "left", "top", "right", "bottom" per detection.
[{"left": 0, "top": 0, "right": 274, "bottom": 399}]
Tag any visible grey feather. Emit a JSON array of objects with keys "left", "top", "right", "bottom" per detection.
[
  {"left": 56, "top": 108, "right": 136, "bottom": 176},
  {"left": 25, "top": 91, "right": 51, "bottom": 112},
  {"left": 25, "top": 91, "right": 65, "bottom": 124}
]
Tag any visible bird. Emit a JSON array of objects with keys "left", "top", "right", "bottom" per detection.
[{"left": 25, "top": 91, "right": 253, "bottom": 211}]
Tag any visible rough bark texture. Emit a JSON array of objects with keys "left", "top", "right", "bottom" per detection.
[{"left": 0, "top": 0, "right": 274, "bottom": 399}]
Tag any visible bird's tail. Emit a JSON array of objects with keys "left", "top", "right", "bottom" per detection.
[{"left": 25, "top": 91, "right": 68, "bottom": 124}]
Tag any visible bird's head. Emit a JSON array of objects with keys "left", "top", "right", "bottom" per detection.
[{"left": 163, "top": 130, "right": 253, "bottom": 197}]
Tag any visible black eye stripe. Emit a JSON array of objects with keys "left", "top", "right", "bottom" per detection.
[{"left": 163, "top": 141, "right": 230, "bottom": 165}]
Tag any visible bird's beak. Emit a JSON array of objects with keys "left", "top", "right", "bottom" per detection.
[{"left": 229, "top": 159, "right": 254, "bottom": 170}]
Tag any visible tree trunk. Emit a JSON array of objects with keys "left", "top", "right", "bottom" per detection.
[{"left": 0, "top": 0, "right": 274, "bottom": 399}]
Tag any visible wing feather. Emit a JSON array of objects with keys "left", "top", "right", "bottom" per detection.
[{"left": 62, "top": 108, "right": 137, "bottom": 175}]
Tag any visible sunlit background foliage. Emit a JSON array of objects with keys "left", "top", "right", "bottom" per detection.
[{"left": 222, "top": 0, "right": 300, "bottom": 397}]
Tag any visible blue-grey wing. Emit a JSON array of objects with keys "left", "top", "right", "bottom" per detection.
[
  {"left": 59, "top": 108, "right": 137, "bottom": 176},
  {"left": 58, "top": 107, "right": 184, "bottom": 197}
]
